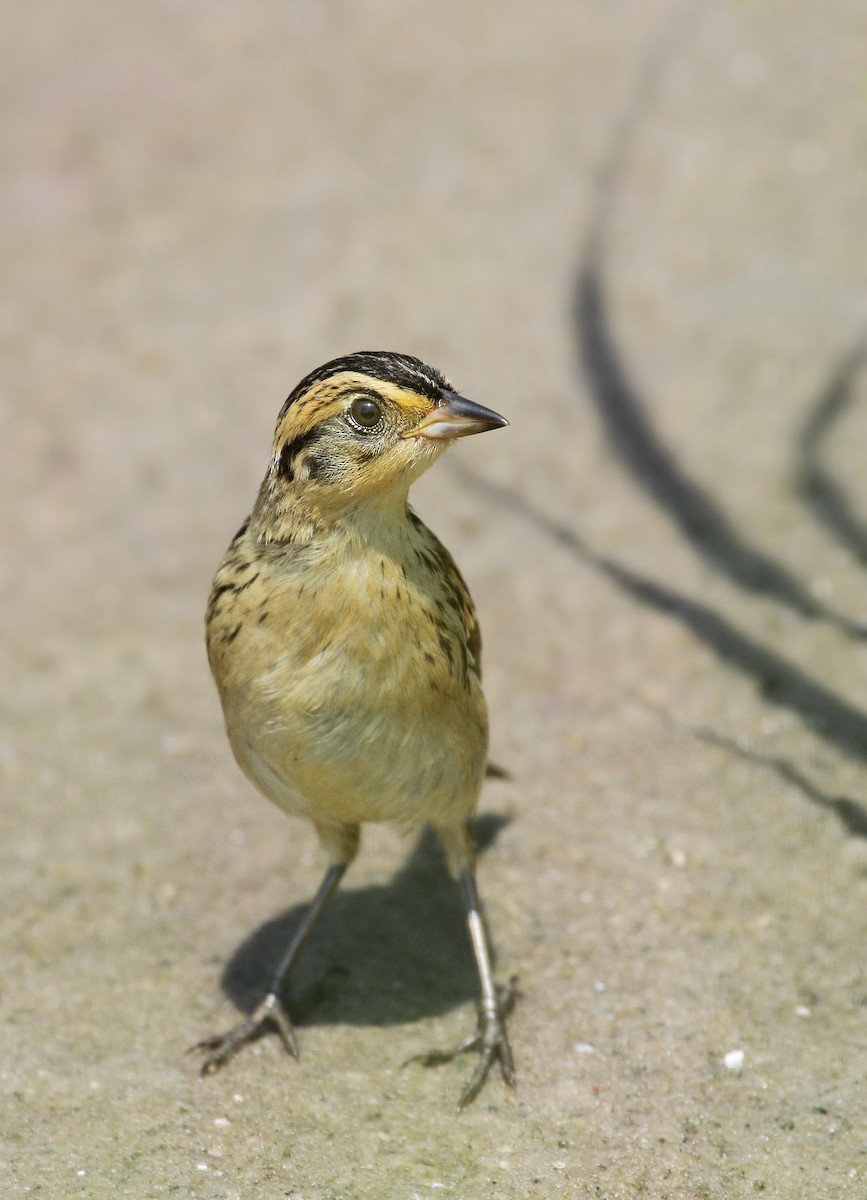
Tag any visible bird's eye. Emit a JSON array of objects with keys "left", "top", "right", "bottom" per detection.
[{"left": 348, "top": 396, "right": 383, "bottom": 430}]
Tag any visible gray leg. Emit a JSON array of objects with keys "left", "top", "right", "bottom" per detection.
[
  {"left": 195, "top": 862, "right": 346, "bottom": 1074},
  {"left": 409, "top": 868, "right": 517, "bottom": 1108}
]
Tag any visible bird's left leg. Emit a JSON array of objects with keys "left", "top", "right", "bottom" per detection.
[{"left": 409, "top": 824, "right": 517, "bottom": 1108}]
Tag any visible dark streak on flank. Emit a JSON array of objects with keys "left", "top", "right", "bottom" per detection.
[{"left": 210, "top": 582, "right": 238, "bottom": 603}]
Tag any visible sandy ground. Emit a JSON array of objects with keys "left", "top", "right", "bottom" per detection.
[{"left": 3, "top": 1, "right": 867, "bottom": 1196}]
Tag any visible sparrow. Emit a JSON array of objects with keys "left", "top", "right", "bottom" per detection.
[{"left": 196, "top": 350, "right": 513, "bottom": 1108}]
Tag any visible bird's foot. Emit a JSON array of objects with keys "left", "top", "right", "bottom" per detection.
[
  {"left": 407, "top": 977, "right": 518, "bottom": 1109},
  {"left": 192, "top": 991, "right": 299, "bottom": 1075}
]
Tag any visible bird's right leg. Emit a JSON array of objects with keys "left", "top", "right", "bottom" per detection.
[{"left": 194, "top": 822, "right": 358, "bottom": 1075}]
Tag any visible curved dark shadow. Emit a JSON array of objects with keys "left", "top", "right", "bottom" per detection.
[
  {"left": 697, "top": 730, "right": 867, "bottom": 840},
  {"left": 574, "top": 6, "right": 865, "bottom": 640},
  {"left": 450, "top": 460, "right": 867, "bottom": 766},
  {"left": 219, "top": 815, "right": 510, "bottom": 1028},
  {"left": 576, "top": 256, "right": 863, "bottom": 642},
  {"left": 796, "top": 344, "right": 867, "bottom": 566}
]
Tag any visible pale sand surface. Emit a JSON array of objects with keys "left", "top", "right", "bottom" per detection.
[{"left": 3, "top": 2, "right": 867, "bottom": 1196}]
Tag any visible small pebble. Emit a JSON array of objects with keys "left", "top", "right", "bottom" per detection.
[{"left": 724, "top": 1049, "right": 745, "bottom": 1072}]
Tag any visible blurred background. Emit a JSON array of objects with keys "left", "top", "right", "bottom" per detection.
[{"left": 3, "top": 1, "right": 867, "bottom": 1196}]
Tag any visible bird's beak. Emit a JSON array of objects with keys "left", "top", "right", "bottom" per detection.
[{"left": 408, "top": 390, "right": 510, "bottom": 440}]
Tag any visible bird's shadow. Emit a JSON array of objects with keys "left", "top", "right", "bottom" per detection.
[{"left": 218, "top": 814, "right": 510, "bottom": 1028}]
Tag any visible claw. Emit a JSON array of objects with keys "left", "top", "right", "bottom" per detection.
[
  {"left": 406, "top": 977, "right": 519, "bottom": 1109},
  {"left": 192, "top": 991, "right": 299, "bottom": 1075}
]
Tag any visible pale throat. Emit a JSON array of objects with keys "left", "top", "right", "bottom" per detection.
[{"left": 251, "top": 470, "right": 418, "bottom": 546}]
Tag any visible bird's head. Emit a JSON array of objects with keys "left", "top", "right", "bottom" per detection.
[{"left": 251, "top": 351, "right": 508, "bottom": 539}]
